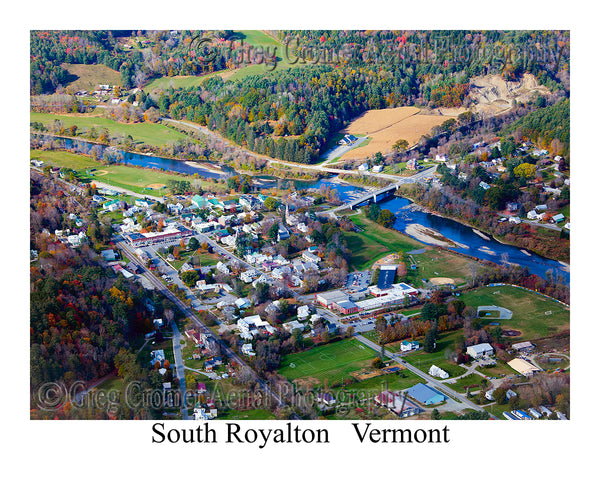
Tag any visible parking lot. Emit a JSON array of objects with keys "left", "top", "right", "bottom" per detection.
[{"left": 346, "top": 270, "right": 372, "bottom": 291}]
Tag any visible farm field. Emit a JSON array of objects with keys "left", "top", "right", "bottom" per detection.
[
  {"left": 339, "top": 107, "right": 458, "bottom": 160},
  {"left": 30, "top": 112, "right": 190, "bottom": 146},
  {"left": 61, "top": 63, "right": 122, "bottom": 91},
  {"left": 143, "top": 71, "right": 236, "bottom": 93},
  {"left": 278, "top": 338, "right": 376, "bottom": 388},
  {"left": 227, "top": 30, "right": 307, "bottom": 82},
  {"left": 458, "top": 285, "right": 570, "bottom": 340}
]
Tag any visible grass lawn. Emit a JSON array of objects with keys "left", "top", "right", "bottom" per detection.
[
  {"left": 403, "top": 330, "right": 467, "bottom": 378},
  {"left": 445, "top": 373, "right": 487, "bottom": 394},
  {"left": 344, "top": 214, "right": 423, "bottom": 270},
  {"left": 408, "top": 248, "right": 480, "bottom": 286},
  {"left": 30, "top": 112, "right": 190, "bottom": 147},
  {"left": 95, "top": 376, "right": 125, "bottom": 393},
  {"left": 30, "top": 148, "right": 98, "bottom": 170},
  {"left": 459, "top": 285, "right": 570, "bottom": 340},
  {"left": 279, "top": 338, "right": 376, "bottom": 387},
  {"left": 475, "top": 361, "right": 517, "bottom": 379},
  {"left": 331, "top": 369, "right": 422, "bottom": 400}
]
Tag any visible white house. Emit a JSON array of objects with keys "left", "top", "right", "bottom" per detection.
[
  {"left": 297, "top": 305, "right": 310, "bottom": 321},
  {"left": 302, "top": 251, "right": 321, "bottom": 263},
  {"left": 428, "top": 364, "right": 449, "bottom": 379},
  {"left": 400, "top": 340, "right": 419, "bottom": 352},
  {"left": 466, "top": 343, "right": 494, "bottom": 359},
  {"left": 358, "top": 163, "right": 369, "bottom": 172},
  {"left": 372, "top": 165, "right": 383, "bottom": 173},
  {"left": 435, "top": 153, "right": 448, "bottom": 162},
  {"left": 241, "top": 344, "right": 255, "bottom": 356},
  {"left": 282, "top": 320, "right": 305, "bottom": 333},
  {"left": 216, "top": 261, "right": 230, "bottom": 275},
  {"left": 240, "top": 270, "right": 259, "bottom": 283},
  {"left": 508, "top": 216, "right": 521, "bottom": 224}
]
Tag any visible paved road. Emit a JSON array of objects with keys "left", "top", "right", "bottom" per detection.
[
  {"left": 354, "top": 333, "right": 498, "bottom": 419},
  {"left": 163, "top": 118, "right": 435, "bottom": 184},
  {"left": 115, "top": 239, "right": 293, "bottom": 417},
  {"left": 170, "top": 320, "right": 189, "bottom": 420}
]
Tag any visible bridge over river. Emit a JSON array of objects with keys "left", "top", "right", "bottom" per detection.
[{"left": 327, "top": 166, "right": 436, "bottom": 216}]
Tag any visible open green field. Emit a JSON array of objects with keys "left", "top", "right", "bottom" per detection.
[
  {"left": 61, "top": 63, "right": 122, "bottom": 92},
  {"left": 30, "top": 148, "right": 226, "bottom": 195},
  {"left": 227, "top": 30, "right": 309, "bottom": 82},
  {"left": 459, "top": 285, "right": 569, "bottom": 340},
  {"left": 403, "top": 330, "right": 468, "bottom": 378},
  {"left": 445, "top": 373, "right": 487, "bottom": 394},
  {"left": 31, "top": 148, "right": 181, "bottom": 195},
  {"left": 344, "top": 214, "right": 423, "bottom": 270},
  {"left": 331, "top": 368, "right": 422, "bottom": 399},
  {"left": 30, "top": 149, "right": 99, "bottom": 170},
  {"left": 344, "top": 213, "right": 479, "bottom": 282},
  {"left": 30, "top": 112, "right": 190, "bottom": 146},
  {"left": 143, "top": 73, "right": 233, "bottom": 93},
  {"left": 408, "top": 248, "right": 480, "bottom": 286},
  {"left": 279, "top": 338, "right": 376, "bottom": 387}
]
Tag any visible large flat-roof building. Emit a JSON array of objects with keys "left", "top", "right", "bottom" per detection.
[
  {"left": 124, "top": 225, "right": 193, "bottom": 246},
  {"left": 466, "top": 343, "right": 494, "bottom": 359},
  {"left": 507, "top": 358, "right": 541, "bottom": 377},
  {"left": 316, "top": 290, "right": 350, "bottom": 308},
  {"left": 406, "top": 383, "right": 446, "bottom": 405}
]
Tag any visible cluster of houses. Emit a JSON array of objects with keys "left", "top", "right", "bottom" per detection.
[
  {"left": 54, "top": 228, "right": 88, "bottom": 248},
  {"left": 358, "top": 163, "right": 383, "bottom": 173}
]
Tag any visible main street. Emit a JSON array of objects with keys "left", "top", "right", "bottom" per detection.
[
  {"left": 354, "top": 333, "right": 498, "bottom": 419},
  {"left": 115, "top": 238, "right": 293, "bottom": 418}
]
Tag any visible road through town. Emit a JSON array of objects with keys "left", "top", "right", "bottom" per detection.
[{"left": 115, "top": 239, "right": 293, "bottom": 418}]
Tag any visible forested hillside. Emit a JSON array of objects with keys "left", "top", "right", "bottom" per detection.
[{"left": 503, "top": 98, "right": 570, "bottom": 155}]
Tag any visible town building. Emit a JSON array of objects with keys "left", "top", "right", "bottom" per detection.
[
  {"left": 466, "top": 343, "right": 494, "bottom": 359},
  {"left": 406, "top": 383, "right": 445, "bottom": 405}
]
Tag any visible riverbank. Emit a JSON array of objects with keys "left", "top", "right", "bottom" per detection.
[
  {"left": 398, "top": 191, "right": 570, "bottom": 267},
  {"left": 405, "top": 223, "right": 469, "bottom": 249}
]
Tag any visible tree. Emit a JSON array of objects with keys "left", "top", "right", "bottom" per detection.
[
  {"left": 393, "top": 139, "right": 409, "bottom": 152},
  {"left": 181, "top": 270, "right": 199, "bottom": 287},
  {"left": 423, "top": 324, "right": 437, "bottom": 353},
  {"left": 267, "top": 222, "right": 279, "bottom": 241},
  {"left": 263, "top": 197, "right": 279, "bottom": 212},
  {"left": 376, "top": 209, "right": 396, "bottom": 228},
  {"left": 513, "top": 163, "right": 537, "bottom": 179},
  {"left": 187, "top": 237, "right": 199, "bottom": 251}
]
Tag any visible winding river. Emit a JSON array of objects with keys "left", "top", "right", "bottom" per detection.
[{"left": 32, "top": 134, "right": 569, "bottom": 284}]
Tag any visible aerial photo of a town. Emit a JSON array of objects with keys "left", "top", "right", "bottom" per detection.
[{"left": 30, "top": 29, "right": 570, "bottom": 421}]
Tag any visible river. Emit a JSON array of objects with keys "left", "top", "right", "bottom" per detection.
[
  {"left": 376, "top": 196, "right": 569, "bottom": 284},
  {"left": 32, "top": 134, "right": 234, "bottom": 179},
  {"left": 32, "top": 134, "right": 569, "bottom": 283}
]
